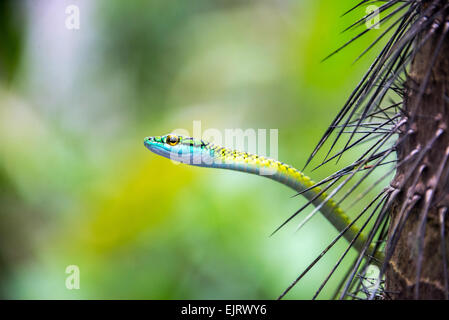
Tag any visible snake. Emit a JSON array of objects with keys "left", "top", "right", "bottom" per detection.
[{"left": 144, "top": 134, "right": 384, "bottom": 264}]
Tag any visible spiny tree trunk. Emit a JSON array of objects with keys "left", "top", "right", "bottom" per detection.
[
  {"left": 276, "top": 1, "right": 449, "bottom": 300},
  {"left": 386, "top": 4, "right": 449, "bottom": 299},
  {"left": 288, "top": 0, "right": 449, "bottom": 300}
]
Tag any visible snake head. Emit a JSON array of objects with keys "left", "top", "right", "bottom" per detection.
[{"left": 144, "top": 134, "right": 213, "bottom": 165}]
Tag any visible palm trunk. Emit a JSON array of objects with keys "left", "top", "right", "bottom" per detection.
[{"left": 386, "top": 3, "right": 449, "bottom": 299}]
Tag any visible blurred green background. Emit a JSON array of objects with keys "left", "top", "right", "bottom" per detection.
[{"left": 0, "top": 0, "right": 388, "bottom": 299}]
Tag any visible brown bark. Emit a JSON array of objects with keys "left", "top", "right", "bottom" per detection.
[{"left": 386, "top": 8, "right": 449, "bottom": 299}]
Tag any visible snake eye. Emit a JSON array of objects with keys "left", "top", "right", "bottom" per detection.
[{"left": 166, "top": 134, "right": 179, "bottom": 146}]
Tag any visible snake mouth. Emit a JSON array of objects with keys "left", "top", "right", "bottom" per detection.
[{"left": 144, "top": 140, "right": 165, "bottom": 155}]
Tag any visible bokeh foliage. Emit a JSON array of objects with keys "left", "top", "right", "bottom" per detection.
[{"left": 0, "top": 0, "right": 384, "bottom": 299}]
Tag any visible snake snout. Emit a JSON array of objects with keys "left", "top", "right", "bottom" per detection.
[{"left": 143, "top": 136, "right": 155, "bottom": 149}]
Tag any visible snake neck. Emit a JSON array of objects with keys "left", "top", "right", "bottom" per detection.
[{"left": 201, "top": 144, "right": 384, "bottom": 265}]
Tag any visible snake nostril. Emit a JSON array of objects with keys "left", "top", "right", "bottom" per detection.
[{"left": 144, "top": 137, "right": 154, "bottom": 145}]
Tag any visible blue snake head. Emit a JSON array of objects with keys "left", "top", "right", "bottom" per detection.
[{"left": 144, "top": 134, "right": 215, "bottom": 166}]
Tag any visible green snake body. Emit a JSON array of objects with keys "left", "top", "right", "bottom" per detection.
[{"left": 144, "top": 134, "right": 383, "bottom": 263}]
